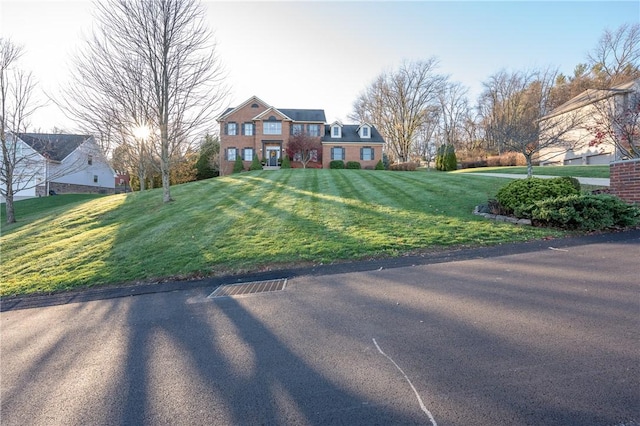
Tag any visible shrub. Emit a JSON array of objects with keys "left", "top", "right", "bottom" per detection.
[
  {"left": 486, "top": 152, "right": 527, "bottom": 167},
  {"left": 389, "top": 162, "right": 418, "bottom": 171},
  {"left": 232, "top": 156, "right": 244, "bottom": 173},
  {"left": 435, "top": 144, "right": 457, "bottom": 171},
  {"left": 531, "top": 194, "right": 640, "bottom": 230},
  {"left": 375, "top": 159, "right": 385, "bottom": 170},
  {"left": 281, "top": 154, "right": 291, "bottom": 169},
  {"left": 329, "top": 160, "right": 345, "bottom": 169},
  {"left": 346, "top": 161, "right": 361, "bottom": 169},
  {"left": 558, "top": 176, "right": 581, "bottom": 192},
  {"left": 495, "top": 177, "right": 579, "bottom": 218},
  {"left": 249, "top": 155, "right": 262, "bottom": 171}
]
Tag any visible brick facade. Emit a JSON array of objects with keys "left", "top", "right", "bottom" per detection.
[
  {"left": 610, "top": 158, "right": 640, "bottom": 204},
  {"left": 218, "top": 96, "right": 385, "bottom": 175}
]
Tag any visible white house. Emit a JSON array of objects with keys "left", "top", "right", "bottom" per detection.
[
  {"left": 538, "top": 78, "right": 640, "bottom": 165},
  {"left": 2, "top": 133, "right": 115, "bottom": 201}
]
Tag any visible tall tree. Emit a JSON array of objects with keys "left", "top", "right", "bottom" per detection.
[
  {"left": 66, "top": 0, "right": 227, "bottom": 203},
  {"left": 587, "top": 23, "right": 640, "bottom": 87},
  {"left": 351, "top": 59, "right": 447, "bottom": 162},
  {"left": 0, "top": 39, "right": 39, "bottom": 223},
  {"left": 479, "top": 68, "right": 587, "bottom": 177}
]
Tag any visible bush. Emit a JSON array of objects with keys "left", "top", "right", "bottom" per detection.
[
  {"left": 486, "top": 152, "right": 527, "bottom": 167},
  {"left": 346, "top": 161, "right": 361, "bottom": 169},
  {"left": 559, "top": 176, "right": 581, "bottom": 192},
  {"left": 329, "top": 160, "right": 345, "bottom": 169},
  {"left": 375, "top": 159, "right": 385, "bottom": 170},
  {"left": 435, "top": 144, "right": 457, "bottom": 171},
  {"left": 495, "top": 177, "right": 579, "bottom": 218},
  {"left": 531, "top": 194, "right": 640, "bottom": 230},
  {"left": 232, "top": 156, "right": 244, "bottom": 173},
  {"left": 280, "top": 154, "right": 291, "bottom": 169},
  {"left": 249, "top": 155, "right": 262, "bottom": 171},
  {"left": 389, "top": 162, "right": 418, "bottom": 171}
]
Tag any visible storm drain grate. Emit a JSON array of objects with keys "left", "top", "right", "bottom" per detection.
[{"left": 208, "top": 278, "right": 287, "bottom": 298}]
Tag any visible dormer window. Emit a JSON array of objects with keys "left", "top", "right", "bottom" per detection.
[
  {"left": 359, "top": 125, "right": 370, "bottom": 138},
  {"left": 330, "top": 121, "right": 343, "bottom": 138}
]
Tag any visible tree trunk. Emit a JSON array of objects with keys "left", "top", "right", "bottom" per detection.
[
  {"left": 4, "top": 192, "right": 16, "bottom": 224},
  {"left": 526, "top": 154, "right": 534, "bottom": 178}
]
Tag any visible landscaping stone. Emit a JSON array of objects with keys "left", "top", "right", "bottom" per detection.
[{"left": 473, "top": 206, "right": 531, "bottom": 226}]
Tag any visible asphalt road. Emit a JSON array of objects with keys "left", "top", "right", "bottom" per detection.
[{"left": 2, "top": 231, "right": 639, "bottom": 425}]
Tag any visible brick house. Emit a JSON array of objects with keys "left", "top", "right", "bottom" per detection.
[{"left": 217, "top": 96, "right": 385, "bottom": 175}]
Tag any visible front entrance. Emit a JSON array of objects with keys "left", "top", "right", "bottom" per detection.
[{"left": 265, "top": 146, "right": 280, "bottom": 167}]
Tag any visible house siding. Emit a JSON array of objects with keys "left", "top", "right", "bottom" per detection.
[{"left": 610, "top": 158, "right": 640, "bottom": 204}]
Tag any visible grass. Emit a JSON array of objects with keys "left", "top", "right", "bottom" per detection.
[
  {"left": 451, "top": 165, "right": 610, "bottom": 178},
  {"left": 1, "top": 169, "right": 568, "bottom": 297}
]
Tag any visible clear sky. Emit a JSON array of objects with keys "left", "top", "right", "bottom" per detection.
[{"left": 1, "top": 0, "right": 639, "bottom": 133}]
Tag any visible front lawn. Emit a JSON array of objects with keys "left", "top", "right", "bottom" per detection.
[
  {"left": 451, "top": 165, "right": 610, "bottom": 178},
  {"left": 1, "top": 169, "right": 566, "bottom": 297}
]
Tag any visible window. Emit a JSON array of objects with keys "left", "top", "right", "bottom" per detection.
[
  {"left": 292, "top": 124, "right": 303, "bottom": 135},
  {"left": 308, "top": 124, "right": 320, "bottom": 137},
  {"left": 227, "top": 122, "right": 237, "bottom": 135},
  {"left": 361, "top": 147, "right": 374, "bottom": 161},
  {"left": 331, "top": 147, "right": 345, "bottom": 160},
  {"left": 332, "top": 126, "right": 341, "bottom": 138},
  {"left": 93, "top": 175, "right": 98, "bottom": 183},
  {"left": 243, "top": 148, "right": 254, "bottom": 161},
  {"left": 226, "top": 147, "right": 237, "bottom": 161},
  {"left": 88, "top": 155, "right": 93, "bottom": 165},
  {"left": 263, "top": 121, "right": 282, "bottom": 135},
  {"left": 361, "top": 126, "right": 370, "bottom": 138},
  {"left": 243, "top": 123, "right": 254, "bottom": 136}
]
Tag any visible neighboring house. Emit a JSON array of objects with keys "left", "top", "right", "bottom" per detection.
[
  {"left": 4, "top": 133, "right": 115, "bottom": 200},
  {"left": 217, "top": 96, "right": 385, "bottom": 175},
  {"left": 538, "top": 78, "right": 640, "bottom": 165}
]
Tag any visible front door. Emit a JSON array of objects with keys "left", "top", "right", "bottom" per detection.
[{"left": 266, "top": 146, "right": 280, "bottom": 166}]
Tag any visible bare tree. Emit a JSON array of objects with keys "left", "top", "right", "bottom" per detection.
[
  {"left": 437, "top": 81, "right": 470, "bottom": 150},
  {"left": 480, "top": 68, "right": 587, "bottom": 177},
  {"left": 287, "top": 132, "right": 322, "bottom": 168},
  {"left": 351, "top": 59, "right": 447, "bottom": 162},
  {"left": 64, "top": 0, "right": 227, "bottom": 203},
  {"left": 1, "top": 39, "right": 40, "bottom": 223},
  {"left": 588, "top": 23, "right": 640, "bottom": 87}
]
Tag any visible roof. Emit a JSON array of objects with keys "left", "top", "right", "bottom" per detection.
[
  {"left": 217, "top": 96, "right": 326, "bottom": 123},
  {"left": 541, "top": 78, "right": 639, "bottom": 120},
  {"left": 278, "top": 109, "right": 326, "bottom": 122},
  {"left": 17, "top": 133, "right": 90, "bottom": 161},
  {"left": 322, "top": 124, "right": 385, "bottom": 144}
]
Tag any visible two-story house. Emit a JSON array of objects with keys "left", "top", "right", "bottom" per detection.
[
  {"left": 2, "top": 133, "right": 115, "bottom": 200},
  {"left": 217, "top": 96, "right": 385, "bottom": 174}
]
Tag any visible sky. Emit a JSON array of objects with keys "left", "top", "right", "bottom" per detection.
[{"left": 1, "top": 0, "right": 639, "bottom": 133}]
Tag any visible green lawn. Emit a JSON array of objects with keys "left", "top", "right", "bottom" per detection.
[
  {"left": 451, "top": 165, "right": 610, "bottom": 178},
  {"left": 1, "top": 169, "right": 567, "bottom": 297}
]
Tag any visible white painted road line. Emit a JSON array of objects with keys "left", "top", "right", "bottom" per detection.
[{"left": 372, "top": 338, "right": 438, "bottom": 426}]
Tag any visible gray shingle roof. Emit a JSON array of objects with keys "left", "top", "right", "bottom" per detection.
[
  {"left": 278, "top": 109, "right": 326, "bottom": 122},
  {"left": 322, "top": 124, "right": 385, "bottom": 143},
  {"left": 18, "top": 133, "right": 90, "bottom": 161}
]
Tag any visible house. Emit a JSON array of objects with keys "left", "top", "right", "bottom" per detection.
[
  {"left": 3, "top": 133, "right": 116, "bottom": 200},
  {"left": 217, "top": 96, "right": 385, "bottom": 175},
  {"left": 538, "top": 78, "right": 640, "bottom": 165}
]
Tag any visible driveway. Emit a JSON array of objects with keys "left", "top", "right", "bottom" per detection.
[
  {"left": 1, "top": 231, "right": 638, "bottom": 425},
  {"left": 469, "top": 172, "right": 610, "bottom": 186}
]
